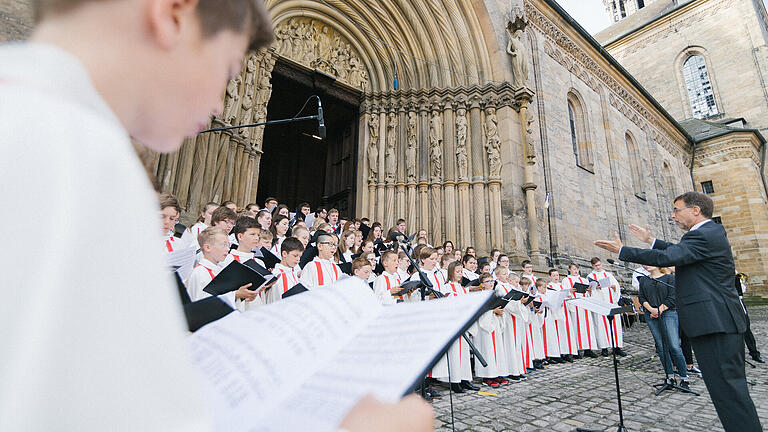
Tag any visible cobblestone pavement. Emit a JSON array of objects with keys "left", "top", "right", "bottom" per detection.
[{"left": 431, "top": 306, "right": 768, "bottom": 431}]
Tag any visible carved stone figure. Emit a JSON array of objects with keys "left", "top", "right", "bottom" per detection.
[
  {"left": 455, "top": 108, "right": 468, "bottom": 180},
  {"left": 406, "top": 112, "right": 417, "bottom": 182},
  {"left": 429, "top": 111, "right": 443, "bottom": 180},
  {"left": 223, "top": 75, "right": 241, "bottom": 124},
  {"left": 385, "top": 113, "right": 398, "bottom": 182},
  {"left": 368, "top": 116, "right": 379, "bottom": 182},
  {"left": 484, "top": 108, "right": 502, "bottom": 177},
  {"left": 507, "top": 27, "right": 529, "bottom": 87},
  {"left": 525, "top": 111, "right": 537, "bottom": 161},
  {"left": 273, "top": 17, "right": 369, "bottom": 91}
]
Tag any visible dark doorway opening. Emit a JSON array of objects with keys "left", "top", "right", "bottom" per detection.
[{"left": 257, "top": 60, "right": 360, "bottom": 217}]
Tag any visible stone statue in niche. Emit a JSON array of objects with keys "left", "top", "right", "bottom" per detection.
[
  {"left": 368, "top": 115, "right": 379, "bottom": 182},
  {"left": 506, "top": 26, "right": 529, "bottom": 88},
  {"left": 238, "top": 82, "right": 254, "bottom": 138},
  {"left": 429, "top": 111, "right": 443, "bottom": 180},
  {"left": 484, "top": 108, "right": 502, "bottom": 177},
  {"left": 406, "top": 112, "right": 417, "bottom": 182},
  {"left": 455, "top": 108, "right": 468, "bottom": 180},
  {"left": 274, "top": 17, "right": 370, "bottom": 91},
  {"left": 385, "top": 113, "right": 398, "bottom": 182},
  {"left": 223, "top": 75, "right": 242, "bottom": 124}
]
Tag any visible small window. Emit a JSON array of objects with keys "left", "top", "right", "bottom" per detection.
[
  {"left": 701, "top": 180, "right": 714, "bottom": 194},
  {"left": 712, "top": 216, "right": 722, "bottom": 224},
  {"left": 637, "top": 0, "right": 645, "bottom": 8}
]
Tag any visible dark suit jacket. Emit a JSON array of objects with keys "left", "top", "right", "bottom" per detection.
[{"left": 619, "top": 220, "right": 746, "bottom": 338}]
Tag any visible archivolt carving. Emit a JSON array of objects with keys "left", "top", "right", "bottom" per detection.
[{"left": 274, "top": 17, "right": 369, "bottom": 91}]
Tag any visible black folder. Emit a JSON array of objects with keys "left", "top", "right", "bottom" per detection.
[
  {"left": 282, "top": 283, "right": 309, "bottom": 299},
  {"left": 173, "top": 272, "right": 234, "bottom": 332},
  {"left": 203, "top": 259, "right": 277, "bottom": 296},
  {"left": 462, "top": 277, "right": 482, "bottom": 288},
  {"left": 259, "top": 247, "right": 281, "bottom": 270},
  {"left": 573, "top": 282, "right": 589, "bottom": 294},
  {"left": 533, "top": 300, "right": 543, "bottom": 308},
  {"left": 395, "top": 280, "right": 422, "bottom": 296}
]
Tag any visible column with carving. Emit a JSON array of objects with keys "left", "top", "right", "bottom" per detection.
[
  {"left": 366, "top": 109, "right": 379, "bottom": 221},
  {"left": 442, "top": 101, "right": 457, "bottom": 244},
  {"left": 248, "top": 50, "right": 276, "bottom": 203},
  {"left": 418, "top": 104, "right": 430, "bottom": 236},
  {"left": 455, "top": 105, "right": 472, "bottom": 249},
  {"left": 405, "top": 110, "right": 419, "bottom": 229},
  {"left": 520, "top": 100, "right": 539, "bottom": 255},
  {"left": 376, "top": 111, "right": 387, "bottom": 224},
  {"left": 485, "top": 106, "right": 504, "bottom": 250},
  {"left": 469, "top": 98, "right": 487, "bottom": 253},
  {"left": 395, "top": 105, "right": 407, "bottom": 222},
  {"left": 429, "top": 107, "right": 444, "bottom": 245},
  {"left": 384, "top": 110, "right": 398, "bottom": 228}
]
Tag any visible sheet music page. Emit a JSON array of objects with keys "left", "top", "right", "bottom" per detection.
[
  {"left": 188, "top": 277, "right": 381, "bottom": 432},
  {"left": 568, "top": 297, "right": 615, "bottom": 315},
  {"left": 259, "top": 291, "right": 494, "bottom": 432},
  {"left": 167, "top": 246, "right": 197, "bottom": 281},
  {"left": 598, "top": 277, "right": 612, "bottom": 289},
  {"left": 543, "top": 289, "right": 572, "bottom": 310}
]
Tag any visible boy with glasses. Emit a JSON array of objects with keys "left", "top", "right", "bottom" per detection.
[{"left": 300, "top": 233, "right": 342, "bottom": 289}]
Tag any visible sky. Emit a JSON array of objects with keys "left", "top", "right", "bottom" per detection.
[{"left": 556, "top": 0, "right": 612, "bottom": 35}]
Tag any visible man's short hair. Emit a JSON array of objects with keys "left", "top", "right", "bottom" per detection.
[
  {"left": 245, "top": 203, "right": 259, "bottom": 212},
  {"left": 159, "top": 193, "right": 181, "bottom": 213},
  {"left": 590, "top": 257, "right": 601, "bottom": 266},
  {"left": 519, "top": 276, "right": 531, "bottom": 286},
  {"left": 521, "top": 259, "right": 532, "bottom": 267},
  {"left": 211, "top": 206, "right": 237, "bottom": 225},
  {"left": 568, "top": 261, "right": 579, "bottom": 270},
  {"left": 281, "top": 237, "right": 304, "bottom": 255},
  {"left": 494, "top": 266, "right": 508, "bottom": 276},
  {"left": 548, "top": 268, "right": 558, "bottom": 275},
  {"left": 259, "top": 229, "right": 274, "bottom": 241},
  {"left": 396, "top": 218, "right": 406, "bottom": 225},
  {"left": 34, "top": 0, "right": 274, "bottom": 51},
  {"left": 328, "top": 208, "right": 339, "bottom": 216},
  {"left": 316, "top": 232, "right": 337, "bottom": 246},
  {"left": 299, "top": 202, "right": 310, "bottom": 209},
  {"left": 361, "top": 217, "right": 370, "bottom": 223},
  {"left": 232, "top": 216, "right": 260, "bottom": 238},
  {"left": 198, "top": 227, "right": 228, "bottom": 248},
  {"left": 675, "top": 191, "right": 714, "bottom": 218},
  {"left": 535, "top": 278, "right": 547, "bottom": 288},
  {"left": 352, "top": 256, "right": 372, "bottom": 273},
  {"left": 264, "top": 197, "right": 278, "bottom": 206}
]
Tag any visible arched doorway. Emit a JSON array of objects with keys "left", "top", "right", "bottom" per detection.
[{"left": 256, "top": 59, "right": 361, "bottom": 216}]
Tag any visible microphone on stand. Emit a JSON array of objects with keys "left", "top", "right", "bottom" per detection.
[{"left": 317, "top": 98, "right": 326, "bottom": 139}]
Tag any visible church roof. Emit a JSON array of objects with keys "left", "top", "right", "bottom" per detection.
[
  {"left": 542, "top": 0, "right": 695, "bottom": 144},
  {"left": 595, "top": 0, "right": 695, "bottom": 46},
  {"left": 678, "top": 118, "right": 766, "bottom": 144}
]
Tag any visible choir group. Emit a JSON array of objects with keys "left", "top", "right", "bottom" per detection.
[{"left": 162, "top": 194, "right": 628, "bottom": 401}]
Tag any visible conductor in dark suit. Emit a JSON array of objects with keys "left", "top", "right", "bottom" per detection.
[{"left": 595, "top": 191, "right": 760, "bottom": 431}]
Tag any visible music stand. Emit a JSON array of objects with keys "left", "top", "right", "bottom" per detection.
[{"left": 567, "top": 297, "right": 633, "bottom": 432}]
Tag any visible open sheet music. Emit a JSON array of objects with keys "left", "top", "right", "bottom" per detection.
[{"left": 189, "top": 277, "right": 493, "bottom": 432}]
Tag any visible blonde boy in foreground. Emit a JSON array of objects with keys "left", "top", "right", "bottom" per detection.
[{"left": 0, "top": 1, "right": 430, "bottom": 430}]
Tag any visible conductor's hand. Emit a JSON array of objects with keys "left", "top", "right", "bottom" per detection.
[
  {"left": 339, "top": 394, "right": 434, "bottom": 432},
  {"left": 234, "top": 283, "right": 257, "bottom": 302},
  {"left": 628, "top": 224, "right": 653, "bottom": 245},
  {"left": 594, "top": 231, "right": 623, "bottom": 254}
]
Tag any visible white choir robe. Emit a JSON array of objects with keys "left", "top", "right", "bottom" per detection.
[
  {"left": 521, "top": 273, "right": 538, "bottom": 287},
  {"left": 299, "top": 257, "right": 341, "bottom": 289},
  {"left": 270, "top": 236, "right": 286, "bottom": 257},
  {"left": 162, "top": 233, "right": 195, "bottom": 254},
  {"left": 0, "top": 43, "right": 209, "bottom": 431},
  {"left": 373, "top": 271, "right": 401, "bottom": 305},
  {"left": 408, "top": 269, "right": 449, "bottom": 378},
  {"left": 474, "top": 309, "right": 508, "bottom": 378},
  {"left": 589, "top": 270, "right": 624, "bottom": 348},
  {"left": 562, "top": 275, "right": 598, "bottom": 351},
  {"left": 183, "top": 258, "right": 237, "bottom": 308},
  {"left": 462, "top": 269, "right": 479, "bottom": 282},
  {"left": 548, "top": 282, "right": 579, "bottom": 356},
  {"left": 438, "top": 282, "right": 473, "bottom": 383},
  {"left": 528, "top": 308, "right": 546, "bottom": 360},
  {"left": 536, "top": 291, "right": 561, "bottom": 359},
  {"left": 265, "top": 263, "right": 300, "bottom": 304},
  {"left": 180, "top": 221, "right": 206, "bottom": 250},
  {"left": 495, "top": 282, "right": 525, "bottom": 376},
  {"left": 397, "top": 268, "right": 411, "bottom": 282}
]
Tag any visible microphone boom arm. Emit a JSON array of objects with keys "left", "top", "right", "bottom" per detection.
[{"left": 199, "top": 114, "right": 320, "bottom": 134}]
